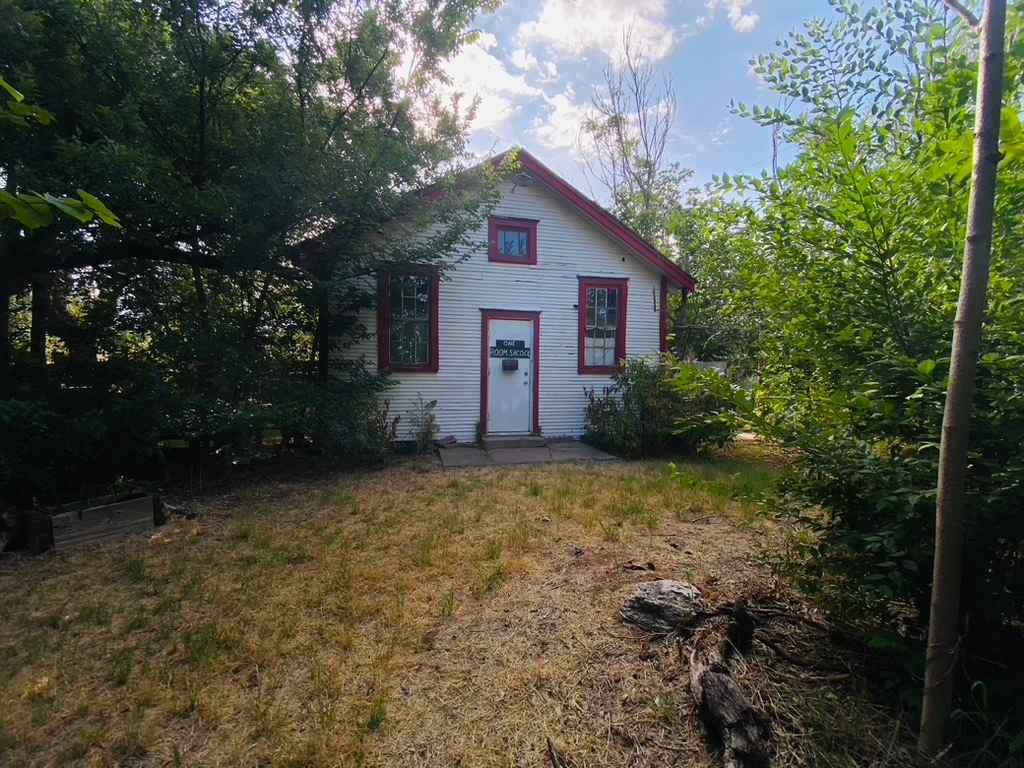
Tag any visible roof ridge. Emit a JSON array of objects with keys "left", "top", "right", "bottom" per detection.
[{"left": 500, "top": 148, "right": 695, "bottom": 291}]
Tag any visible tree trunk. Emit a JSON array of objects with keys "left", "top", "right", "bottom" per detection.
[
  {"left": 30, "top": 274, "right": 50, "bottom": 367},
  {"left": 191, "top": 265, "right": 210, "bottom": 332},
  {"left": 675, "top": 287, "right": 689, "bottom": 359},
  {"left": 316, "top": 286, "right": 331, "bottom": 382},
  {"left": 919, "top": 0, "right": 1006, "bottom": 758},
  {"left": 0, "top": 269, "right": 10, "bottom": 395}
]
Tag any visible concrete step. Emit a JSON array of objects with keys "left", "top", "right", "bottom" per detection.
[{"left": 481, "top": 435, "right": 547, "bottom": 450}]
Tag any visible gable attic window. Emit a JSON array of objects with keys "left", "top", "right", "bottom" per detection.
[
  {"left": 488, "top": 216, "right": 538, "bottom": 264},
  {"left": 377, "top": 271, "right": 439, "bottom": 373},
  {"left": 578, "top": 277, "right": 627, "bottom": 374}
]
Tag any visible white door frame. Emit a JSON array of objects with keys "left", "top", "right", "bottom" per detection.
[{"left": 480, "top": 309, "right": 541, "bottom": 436}]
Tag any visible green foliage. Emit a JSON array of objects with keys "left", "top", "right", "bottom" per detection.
[
  {"left": 668, "top": 198, "right": 759, "bottom": 361},
  {"left": 0, "top": 361, "right": 166, "bottom": 505},
  {"left": 698, "top": 2, "right": 1024, "bottom": 760},
  {"left": 583, "top": 358, "right": 737, "bottom": 458},
  {"left": 0, "top": 0, "right": 502, "bottom": 502},
  {"left": 669, "top": 364, "right": 743, "bottom": 452},
  {"left": 0, "top": 74, "right": 120, "bottom": 230}
]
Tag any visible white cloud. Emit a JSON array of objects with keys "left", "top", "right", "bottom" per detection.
[
  {"left": 709, "top": 117, "right": 734, "bottom": 146},
  {"left": 517, "top": 0, "right": 676, "bottom": 62},
  {"left": 530, "top": 86, "right": 594, "bottom": 153},
  {"left": 705, "top": 0, "right": 760, "bottom": 33},
  {"left": 510, "top": 48, "right": 539, "bottom": 71},
  {"left": 442, "top": 33, "right": 541, "bottom": 130}
]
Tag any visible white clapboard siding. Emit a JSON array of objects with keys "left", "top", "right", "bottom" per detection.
[{"left": 341, "top": 178, "right": 664, "bottom": 442}]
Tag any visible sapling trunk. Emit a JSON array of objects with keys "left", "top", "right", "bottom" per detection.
[{"left": 919, "top": 0, "right": 1006, "bottom": 758}]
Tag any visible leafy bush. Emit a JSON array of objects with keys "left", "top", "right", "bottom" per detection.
[
  {"left": 0, "top": 359, "right": 167, "bottom": 506},
  {"left": 583, "top": 358, "right": 737, "bottom": 458},
  {"left": 706, "top": 4, "right": 1024, "bottom": 755},
  {"left": 758, "top": 351, "right": 1024, "bottom": 636},
  {"left": 0, "top": 358, "right": 399, "bottom": 507},
  {"left": 406, "top": 395, "right": 438, "bottom": 455}
]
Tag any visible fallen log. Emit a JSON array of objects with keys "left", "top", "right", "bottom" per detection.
[
  {"left": 689, "top": 606, "right": 772, "bottom": 768},
  {"left": 620, "top": 583, "right": 773, "bottom": 767}
]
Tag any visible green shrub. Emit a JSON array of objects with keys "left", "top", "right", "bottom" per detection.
[
  {"left": 760, "top": 351, "right": 1024, "bottom": 635},
  {"left": 583, "top": 358, "right": 737, "bottom": 458},
  {"left": 0, "top": 358, "right": 398, "bottom": 507}
]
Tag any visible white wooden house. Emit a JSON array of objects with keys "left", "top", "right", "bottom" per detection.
[{"left": 343, "top": 148, "right": 695, "bottom": 443}]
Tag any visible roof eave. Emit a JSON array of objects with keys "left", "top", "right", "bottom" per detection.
[{"left": 510, "top": 149, "right": 697, "bottom": 292}]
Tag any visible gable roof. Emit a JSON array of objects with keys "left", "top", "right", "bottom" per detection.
[{"left": 497, "top": 148, "right": 696, "bottom": 292}]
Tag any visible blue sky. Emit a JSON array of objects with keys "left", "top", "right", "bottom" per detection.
[{"left": 441, "top": 0, "right": 828, "bottom": 200}]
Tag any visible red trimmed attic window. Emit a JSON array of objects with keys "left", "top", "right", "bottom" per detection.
[
  {"left": 488, "top": 216, "right": 538, "bottom": 264},
  {"left": 578, "top": 277, "right": 627, "bottom": 374},
  {"left": 377, "top": 271, "right": 439, "bottom": 373}
]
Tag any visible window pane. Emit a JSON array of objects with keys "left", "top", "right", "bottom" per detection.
[
  {"left": 583, "top": 285, "right": 619, "bottom": 368},
  {"left": 389, "top": 275, "right": 432, "bottom": 366},
  {"left": 498, "top": 227, "right": 530, "bottom": 259}
]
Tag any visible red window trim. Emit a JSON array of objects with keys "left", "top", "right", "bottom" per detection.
[
  {"left": 479, "top": 309, "right": 541, "bottom": 437},
  {"left": 488, "top": 216, "right": 538, "bottom": 265},
  {"left": 578, "top": 277, "right": 628, "bottom": 375},
  {"left": 659, "top": 276, "right": 670, "bottom": 354},
  {"left": 377, "top": 269, "right": 440, "bottom": 373}
]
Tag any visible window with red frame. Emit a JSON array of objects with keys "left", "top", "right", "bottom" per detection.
[
  {"left": 378, "top": 272, "right": 439, "bottom": 372},
  {"left": 488, "top": 216, "right": 538, "bottom": 264},
  {"left": 578, "top": 278, "right": 627, "bottom": 373}
]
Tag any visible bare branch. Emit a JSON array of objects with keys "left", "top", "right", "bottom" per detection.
[
  {"left": 577, "top": 26, "right": 687, "bottom": 243},
  {"left": 943, "top": 0, "right": 980, "bottom": 29}
]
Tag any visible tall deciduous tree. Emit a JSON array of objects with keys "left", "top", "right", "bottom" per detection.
[
  {"left": 0, "top": 0, "right": 504, "bottom": 503},
  {"left": 578, "top": 30, "right": 692, "bottom": 251},
  {"left": 920, "top": 0, "right": 1007, "bottom": 757}
]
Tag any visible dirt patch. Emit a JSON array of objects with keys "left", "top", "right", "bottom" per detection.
[{"left": 368, "top": 514, "right": 765, "bottom": 767}]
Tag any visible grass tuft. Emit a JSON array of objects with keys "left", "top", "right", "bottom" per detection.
[
  {"left": 125, "top": 557, "right": 147, "bottom": 583},
  {"left": 478, "top": 563, "right": 509, "bottom": 596},
  {"left": 415, "top": 533, "right": 439, "bottom": 567},
  {"left": 440, "top": 590, "right": 457, "bottom": 620},
  {"left": 110, "top": 649, "right": 134, "bottom": 686},
  {"left": 182, "top": 623, "right": 227, "bottom": 668},
  {"left": 483, "top": 538, "right": 503, "bottom": 561},
  {"left": 365, "top": 697, "right": 388, "bottom": 733}
]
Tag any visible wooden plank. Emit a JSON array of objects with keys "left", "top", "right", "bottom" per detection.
[
  {"left": 78, "top": 496, "right": 154, "bottom": 525},
  {"left": 52, "top": 495, "right": 157, "bottom": 549},
  {"left": 55, "top": 519, "right": 154, "bottom": 549}
]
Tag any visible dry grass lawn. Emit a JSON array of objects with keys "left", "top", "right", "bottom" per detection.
[{"left": 0, "top": 447, "right": 915, "bottom": 767}]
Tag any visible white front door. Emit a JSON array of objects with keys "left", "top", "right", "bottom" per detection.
[{"left": 486, "top": 317, "right": 535, "bottom": 435}]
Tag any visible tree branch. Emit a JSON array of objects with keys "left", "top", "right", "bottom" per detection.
[{"left": 943, "top": 0, "right": 980, "bottom": 29}]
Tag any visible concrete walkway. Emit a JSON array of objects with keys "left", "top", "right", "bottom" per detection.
[{"left": 438, "top": 439, "right": 617, "bottom": 469}]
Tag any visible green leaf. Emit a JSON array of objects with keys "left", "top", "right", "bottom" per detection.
[
  {"left": 0, "top": 76, "right": 24, "bottom": 103},
  {"left": 0, "top": 191, "right": 53, "bottom": 229},
  {"left": 76, "top": 189, "right": 122, "bottom": 228},
  {"left": 916, "top": 359, "right": 936, "bottom": 379},
  {"left": 6, "top": 99, "right": 55, "bottom": 125},
  {"left": 39, "top": 192, "right": 93, "bottom": 223}
]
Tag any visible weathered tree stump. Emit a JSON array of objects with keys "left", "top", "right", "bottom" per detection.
[
  {"left": 620, "top": 580, "right": 708, "bottom": 634},
  {"left": 689, "top": 607, "right": 772, "bottom": 768},
  {"left": 620, "top": 585, "right": 772, "bottom": 767}
]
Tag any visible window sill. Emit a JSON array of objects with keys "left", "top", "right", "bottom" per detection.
[
  {"left": 386, "top": 365, "right": 439, "bottom": 374},
  {"left": 488, "top": 255, "right": 537, "bottom": 265}
]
